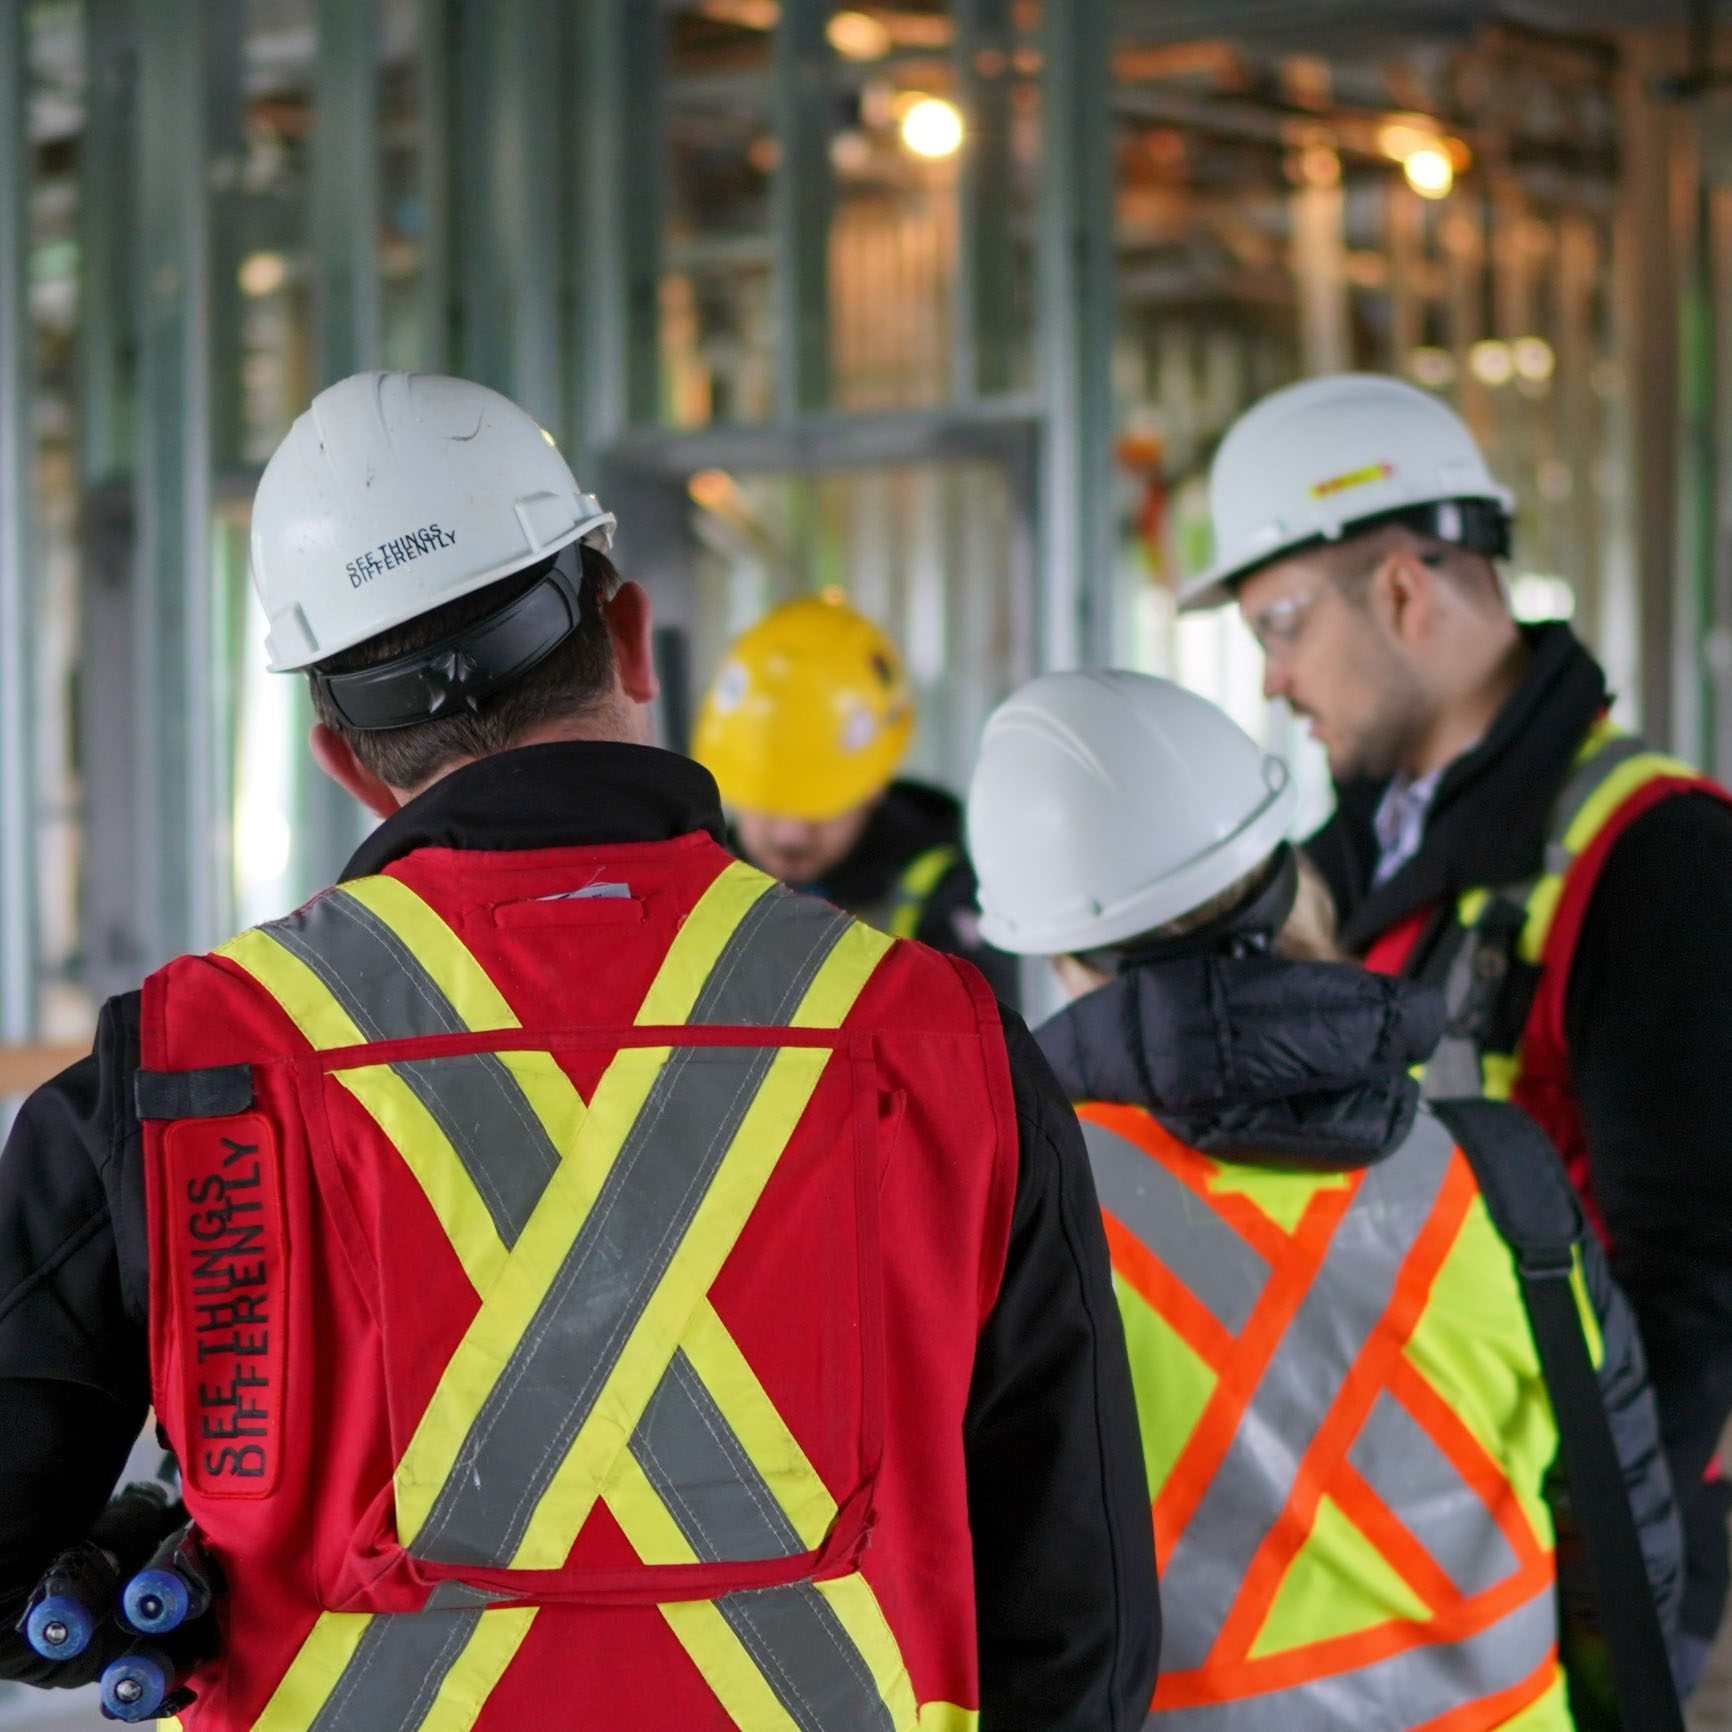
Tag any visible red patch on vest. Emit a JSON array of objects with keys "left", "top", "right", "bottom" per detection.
[{"left": 164, "top": 1112, "right": 286, "bottom": 1498}]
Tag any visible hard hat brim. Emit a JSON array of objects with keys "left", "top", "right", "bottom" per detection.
[{"left": 1176, "top": 488, "right": 1516, "bottom": 614}]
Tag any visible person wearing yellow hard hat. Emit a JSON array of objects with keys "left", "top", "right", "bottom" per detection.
[{"left": 694, "top": 593, "right": 1018, "bottom": 1002}]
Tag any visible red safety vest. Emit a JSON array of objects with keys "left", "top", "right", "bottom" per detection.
[
  {"left": 138, "top": 832, "right": 1018, "bottom": 1732},
  {"left": 1359, "top": 718, "right": 1729, "bottom": 1242}
]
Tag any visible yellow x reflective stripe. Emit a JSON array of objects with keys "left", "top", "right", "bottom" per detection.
[
  {"left": 636, "top": 858, "right": 779, "bottom": 1025},
  {"left": 341, "top": 875, "right": 583, "bottom": 1129},
  {"left": 221, "top": 929, "right": 512, "bottom": 1287},
  {"left": 249, "top": 1605, "right": 537, "bottom": 1732},
  {"left": 1517, "top": 741, "right": 1695, "bottom": 965},
  {"left": 236, "top": 860, "right": 902, "bottom": 1731},
  {"left": 393, "top": 913, "right": 894, "bottom": 1558},
  {"left": 219, "top": 886, "right": 587, "bottom": 1294},
  {"left": 220, "top": 927, "right": 366, "bottom": 1048},
  {"left": 651, "top": 1299, "right": 920, "bottom": 1725}
]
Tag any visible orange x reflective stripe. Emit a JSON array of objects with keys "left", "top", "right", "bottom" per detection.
[
  {"left": 220, "top": 862, "right": 930, "bottom": 1732},
  {"left": 1082, "top": 1104, "right": 1557, "bottom": 1726}
]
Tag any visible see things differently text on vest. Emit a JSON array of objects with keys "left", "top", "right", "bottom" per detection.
[
  {"left": 1080, "top": 1102, "right": 1573, "bottom": 1730},
  {"left": 137, "top": 831, "right": 1019, "bottom": 1732}
]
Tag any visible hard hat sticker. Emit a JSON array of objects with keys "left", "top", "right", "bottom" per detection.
[
  {"left": 841, "top": 704, "right": 879, "bottom": 752},
  {"left": 1309, "top": 462, "right": 1395, "bottom": 501},
  {"left": 345, "top": 523, "right": 458, "bottom": 590},
  {"left": 711, "top": 661, "right": 749, "bottom": 713}
]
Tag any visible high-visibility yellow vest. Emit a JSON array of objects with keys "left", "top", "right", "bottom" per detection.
[{"left": 1079, "top": 1101, "right": 1576, "bottom": 1728}]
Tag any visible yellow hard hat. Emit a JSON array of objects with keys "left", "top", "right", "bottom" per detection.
[{"left": 693, "top": 594, "right": 915, "bottom": 821}]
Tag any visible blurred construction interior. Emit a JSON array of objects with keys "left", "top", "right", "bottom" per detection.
[{"left": 4, "top": 0, "right": 1732, "bottom": 1717}]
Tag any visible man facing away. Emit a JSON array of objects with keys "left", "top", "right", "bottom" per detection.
[
  {"left": 1180, "top": 373, "right": 1732, "bottom": 1692},
  {"left": 0, "top": 371, "right": 1157, "bottom": 1730},
  {"left": 693, "top": 594, "right": 1019, "bottom": 1002},
  {"left": 966, "top": 667, "right": 1682, "bottom": 1728}
]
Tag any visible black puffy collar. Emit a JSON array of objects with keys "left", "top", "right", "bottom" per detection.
[{"left": 1036, "top": 954, "right": 1445, "bottom": 1171}]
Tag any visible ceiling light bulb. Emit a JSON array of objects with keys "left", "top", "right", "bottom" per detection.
[
  {"left": 238, "top": 250, "right": 287, "bottom": 297},
  {"left": 900, "top": 96, "right": 964, "bottom": 160},
  {"left": 1404, "top": 146, "right": 1454, "bottom": 199},
  {"left": 827, "top": 10, "right": 891, "bottom": 61},
  {"left": 1469, "top": 339, "right": 1514, "bottom": 386}
]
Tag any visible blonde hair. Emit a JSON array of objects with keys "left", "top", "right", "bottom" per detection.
[{"left": 1085, "top": 848, "right": 1340, "bottom": 965}]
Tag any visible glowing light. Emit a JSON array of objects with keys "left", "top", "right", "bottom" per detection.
[
  {"left": 1469, "top": 339, "right": 1514, "bottom": 387},
  {"left": 1403, "top": 145, "right": 1455, "bottom": 198},
  {"left": 238, "top": 250, "right": 287, "bottom": 297},
  {"left": 1512, "top": 336, "right": 1556, "bottom": 382},
  {"left": 235, "top": 804, "right": 291, "bottom": 885},
  {"left": 900, "top": 96, "right": 964, "bottom": 160},
  {"left": 688, "top": 469, "right": 735, "bottom": 510},
  {"left": 1409, "top": 346, "right": 1457, "bottom": 389},
  {"left": 1377, "top": 118, "right": 1436, "bottom": 162},
  {"left": 1510, "top": 574, "right": 1576, "bottom": 623},
  {"left": 827, "top": 10, "right": 891, "bottom": 61}
]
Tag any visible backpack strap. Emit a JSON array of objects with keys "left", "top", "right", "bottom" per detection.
[{"left": 1431, "top": 1097, "right": 1683, "bottom": 1732}]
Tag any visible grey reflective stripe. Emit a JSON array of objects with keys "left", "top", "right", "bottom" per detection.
[
  {"left": 1348, "top": 1389, "right": 1520, "bottom": 1599},
  {"left": 1547, "top": 732, "right": 1649, "bottom": 850},
  {"left": 265, "top": 890, "right": 561, "bottom": 1246},
  {"left": 633, "top": 1350, "right": 803, "bottom": 1557},
  {"left": 687, "top": 888, "right": 852, "bottom": 1026},
  {"left": 266, "top": 891, "right": 469, "bottom": 1040},
  {"left": 412, "top": 1043, "right": 780, "bottom": 1566},
  {"left": 1082, "top": 1120, "right": 1269, "bottom": 1337},
  {"left": 305, "top": 1609, "right": 483, "bottom": 1732},
  {"left": 1160, "top": 1113, "right": 1458, "bottom": 1674},
  {"left": 389, "top": 1054, "right": 561, "bottom": 1242},
  {"left": 633, "top": 1352, "right": 894, "bottom": 1732},
  {"left": 410, "top": 892, "right": 852, "bottom": 1568},
  {"left": 1155, "top": 1588, "right": 1555, "bottom": 1730},
  {"left": 295, "top": 885, "right": 859, "bottom": 1729},
  {"left": 718, "top": 1586, "right": 894, "bottom": 1732},
  {"left": 1421, "top": 917, "right": 1494, "bottom": 1101}
]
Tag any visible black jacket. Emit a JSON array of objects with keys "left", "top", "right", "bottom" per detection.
[
  {"left": 1037, "top": 952, "right": 1684, "bottom": 1707},
  {"left": 768, "top": 779, "right": 1020, "bottom": 1006},
  {"left": 1311, "top": 621, "right": 1732, "bottom": 1641},
  {"left": 0, "top": 743, "right": 1158, "bottom": 1729}
]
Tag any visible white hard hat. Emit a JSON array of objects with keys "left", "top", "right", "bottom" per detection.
[
  {"left": 1179, "top": 372, "right": 1514, "bottom": 611},
  {"left": 967, "top": 669, "right": 1297, "bottom": 955},
  {"left": 250, "top": 371, "right": 615, "bottom": 670}
]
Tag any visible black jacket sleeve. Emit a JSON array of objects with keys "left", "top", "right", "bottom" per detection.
[
  {"left": 1565, "top": 791, "right": 1732, "bottom": 1641},
  {"left": 965, "top": 1007, "right": 1160, "bottom": 1732},
  {"left": 0, "top": 993, "right": 150, "bottom": 1685}
]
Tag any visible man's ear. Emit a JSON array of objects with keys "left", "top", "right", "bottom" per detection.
[
  {"left": 604, "top": 581, "right": 661, "bottom": 707},
  {"left": 310, "top": 724, "right": 403, "bottom": 819},
  {"left": 1369, "top": 549, "right": 1435, "bottom": 648}
]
